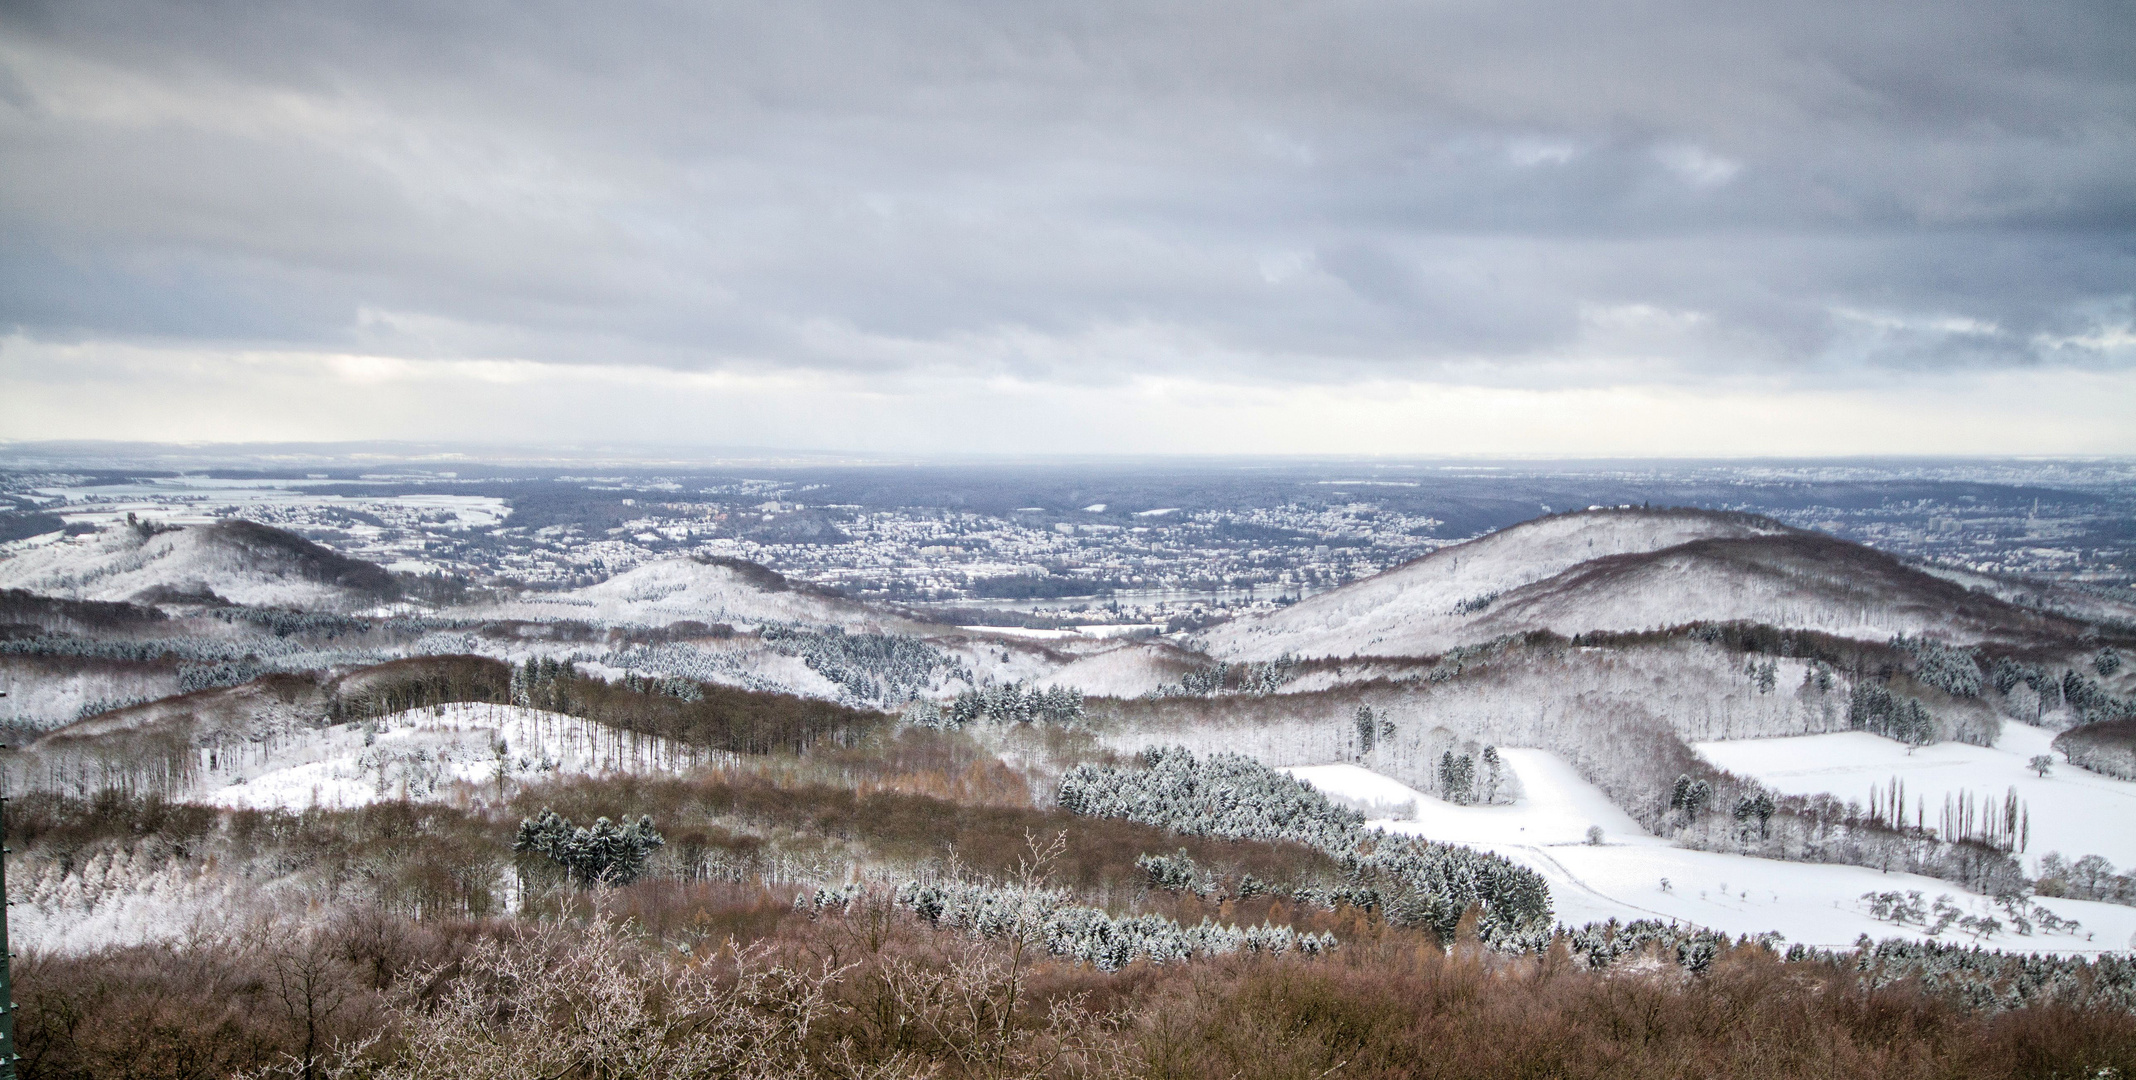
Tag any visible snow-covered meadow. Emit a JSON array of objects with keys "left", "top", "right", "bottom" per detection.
[
  {"left": 1286, "top": 750, "right": 2136, "bottom": 954},
  {"left": 1695, "top": 725, "right": 2136, "bottom": 872}
]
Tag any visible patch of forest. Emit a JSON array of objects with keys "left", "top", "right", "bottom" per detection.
[{"left": 512, "top": 657, "right": 890, "bottom": 754}]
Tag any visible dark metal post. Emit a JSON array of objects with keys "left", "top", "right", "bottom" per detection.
[{"left": 0, "top": 690, "right": 17, "bottom": 1080}]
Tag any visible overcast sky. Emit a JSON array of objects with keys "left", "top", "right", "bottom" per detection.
[{"left": 2, "top": 0, "right": 2132, "bottom": 455}]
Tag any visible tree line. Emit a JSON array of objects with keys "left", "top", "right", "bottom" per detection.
[
  {"left": 511, "top": 656, "right": 889, "bottom": 755},
  {"left": 1057, "top": 746, "right": 1553, "bottom": 946}
]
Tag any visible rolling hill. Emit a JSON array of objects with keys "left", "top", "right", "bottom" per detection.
[
  {"left": 1201, "top": 507, "right": 2084, "bottom": 660},
  {"left": 467, "top": 554, "right": 925, "bottom": 632},
  {"left": 0, "top": 520, "right": 401, "bottom": 611}
]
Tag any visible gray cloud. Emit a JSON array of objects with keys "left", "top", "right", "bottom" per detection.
[{"left": 0, "top": 0, "right": 2131, "bottom": 397}]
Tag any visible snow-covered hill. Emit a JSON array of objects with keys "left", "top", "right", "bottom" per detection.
[
  {"left": 11, "top": 702, "right": 722, "bottom": 953},
  {"left": 200, "top": 702, "right": 721, "bottom": 810},
  {"left": 1202, "top": 508, "right": 2076, "bottom": 660},
  {"left": 1200, "top": 508, "right": 1786, "bottom": 659},
  {"left": 467, "top": 556, "right": 918, "bottom": 632},
  {"left": 0, "top": 520, "right": 399, "bottom": 611}
]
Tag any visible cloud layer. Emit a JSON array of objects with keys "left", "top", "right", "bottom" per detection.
[{"left": 2, "top": 0, "right": 2132, "bottom": 451}]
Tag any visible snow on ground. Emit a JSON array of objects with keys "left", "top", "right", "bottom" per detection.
[
  {"left": 1073, "top": 623, "right": 1165, "bottom": 638},
  {"left": 0, "top": 522, "right": 369, "bottom": 609},
  {"left": 1696, "top": 726, "right": 2136, "bottom": 873},
  {"left": 1207, "top": 508, "right": 1788, "bottom": 660},
  {"left": 583, "top": 643, "right": 849, "bottom": 703},
  {"left": 20, "top": 705, "right": 723, "bottom": 952},
  {"left": 956, "top": 624, "right": 1160, "bottom": 643},
  {"left": 1035, "top": 641, "right": 1188, "bottom": 698},
  {"left": 27, "top": 476, "right": 511, "bottom": 530},
  {"left": 198, "top": 703, "right": 725, "bottom": 811},
  {"left": 1287, "top": 750, "right": 2136, "bottom": 954},
  {"left": 1203, "top": 506, "right": 2045, "bottom": 661},
  {"left": 474, "top": 558, "right": 897, "bottom": 630},
  {"left": 1282, "top": 764, "right": 1427, "bottom": 819},
  {"left": 1288, "top": 751, "right": 1643, "bottom": 850},
  {"left": 960, "top": 625, "right": 1084, "bottom": 640}
]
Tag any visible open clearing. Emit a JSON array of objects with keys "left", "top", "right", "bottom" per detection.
[
  {"left": 1287, "top": 750, "right": 2136, "bottom": 954},
  {"left": 1695, "top": 726, "right": 2136, "bottom": 872}
]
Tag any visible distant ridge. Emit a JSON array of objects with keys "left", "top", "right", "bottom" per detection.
[
  {"left": 0, "top": 519, "right": 402, "bottom": 611},
  {"left": 470, "top": 554, "right": 911, "bottom": 631},
  {"left": 1201, "top": 507, "right": 2082, "bottom": 659}
]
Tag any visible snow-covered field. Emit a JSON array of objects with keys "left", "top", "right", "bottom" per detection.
[
  {"left": 1696, "top": 726, "right": 2136, "bottom": 872},
  {"left": 959, "top": 624, "right": 1163, "bottom": 641},
  {"left": 1287, "top": 750, "right": 2136, "bottom": 954},
  {"left": 1283, "top": 765, "right": 1428, "bottom": 819},
  {"left": 199, "top": 703, "right": 726, "bottom": 811},
  {"left": 1035, "top": 641, "right": 1187, "bottom": 698},
  {"left": 959, "top": 625, "right": 1084, "bottom": 640}
]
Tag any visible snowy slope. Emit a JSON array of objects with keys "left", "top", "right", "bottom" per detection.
[
  {"left": 0, "top": 520, "right": 398, "bottom": 610},
  {"left": 1290, "top": 752, "right": 2136, "bottom": 953},
  {"left": 198, "top": 702, "right": 723, "bottom": 810},
  {"left": 468, "top": 556, "right": 916, "bottom": 631},
  {"left": 13, "top": 703, "right": 726, "bottom": 952},
  {"left": 1204, "top": 508, "right": 2075, "bottom": 660},
  {"left": 1918, "top": 564, "right": 2136, "bottom": 628},
  {"left": 1282, "top": 764, "right": 1430, "bottom": 818},
  {"left": 1697, "top": 726, "right": 2136, "bottom": 873},
  {"left": 1035, "top": 640, "right": 1200, "bottom": 698},
  {"left": 1455, "top": 533, "right": 2074, "bottom": 647},
  {"left": 1204, "top": 509, "right": 1791, "bottom": 659}
]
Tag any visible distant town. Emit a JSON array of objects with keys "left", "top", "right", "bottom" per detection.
[{"left": 6, "top": 457, "right": 2130, "bottom": 631}]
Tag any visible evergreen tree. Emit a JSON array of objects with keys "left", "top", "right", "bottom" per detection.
[
  {"left": 514, "top": 808, "right": 666, "bottom": 887},
  {"left": 1479, "top": 746, "right": 1505, "bottom": 803},
  {"left": 1438, "top": 751, "right": 1476, "bottom": 805},
  {"left": 1667, "top": 774, "right": 1712, "bottom": 816},
  {"left": 1731, "top": 791, "right": 1776, "bottom": 839},
  {"left": 1892, "top": 634, "right": 1983, "bottom": 698}
]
